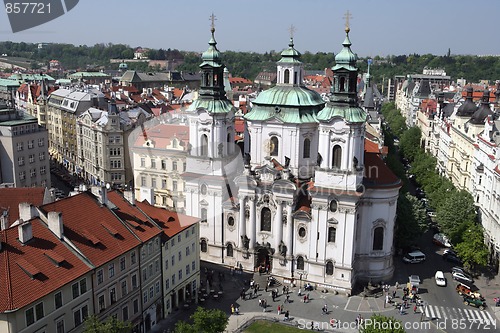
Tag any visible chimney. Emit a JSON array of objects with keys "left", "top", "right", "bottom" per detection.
[
  {"left": 91, "top": 186, "right": 108, "bottom": 206},
  {"left": 1, "top": 210, "right": 9, "bottom": 230},
  {"left": 18, "top": 220, "right": 33, "bottom": 244},
  {"left": 19, "top": 202, "right": 38, "bottom": 221},
  {"left": 48, "top": 211, "right": 63, "bottom": 239},
  {"left": 123, "top": 190, "right": 135, "bottom": 205}
]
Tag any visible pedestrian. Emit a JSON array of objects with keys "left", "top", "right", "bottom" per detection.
[
  {"left": 285, "top": 294, "right": 290, "bottom": 303},
  {"left": 284, "top": 310, "right": 290, "bottom": 321},
  {"left": 413, "top": 304, "right": 417, "bottom": 314},
  {"left": 310, "top": 321, "right": 315, "bottom": 331},
  {"left": 253, "top": 287, "right": 257, "bottom": 297},
  {"left": 395, "top": 281, "right": 399, "bottom": 289},
  {"left": 235, "top": 307, "right": 239, "bottom": 315},
  {"left": 258, "top": 299, "right": 262, "bottom": 307},
  {"left": 265, "top": 284, "right": 268, "bottom": 292},
  {"left": 298, "top": 288, "right": 302, "bottom": 296},
  {"left": 399, "top": 304, "right": 404, "bottom": 315},
  {"left": 283, "top": 286, "right": 286, "bottom": 295},
  {"left": 303, "top": 294, "right": 307, "bottom": 303},
  {"left": 278, "top": 305, "right": 281, "bottom": 315},
  {"left": 263, "top": 299, "right": 266, "bottom": 312},
  {"left": 392, "top": 290, "right": 396, "bottom": 299}
]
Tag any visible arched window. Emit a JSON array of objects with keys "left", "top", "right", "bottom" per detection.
[
  {"left": 270, "top": 136, "right": 279, "bottom": 156},
  {"left": 200, "top": 134, "right": 208, "bottom": 156},
  {"left": 227, "top": 216, "right": 234, "bottom": 226},
  {"left": 201, "top": 239, "right": 207, "bottom": 253},
  {"left": 200, "top": 208, "right": 207, "bottom": 222},
  {"left": 373, "top": 226, "right": 384, "bottom": 251},
  {"left": 339, "top": 77, "right": 345, "bottom": 92},
  {"left": 303, "top": 138, "right": 311, "bottom": 158},
  {"left": 284, "top": 69, "right": 290, "bottom": 84},
  {"left": 328, "top": 227, "right": 336, "bottom": 243},
  {"left": 326, "top": 261, "right": 334, "bottom": 275},
  {"left": 332, "top": 145, "right": 342, "bottom": 169},
  {"left": 294, "top": 71, "right": 298, "bottom": 85},
  {"left": 226, "top": 243, "right": 233, "bottom": 257},
  {"left": 296, "top": 256, "right": 304, "bottom": 270},
  {"left": 260, "top": 207, "right": 272, "bottom": 232},
  {"left": 172, "top": 139, "right": 178, "bottom": 149}
]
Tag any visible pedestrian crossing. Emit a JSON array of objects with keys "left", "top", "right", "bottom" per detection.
[{"left": 424, "top": 304, "right": 495, "bottom": 324}]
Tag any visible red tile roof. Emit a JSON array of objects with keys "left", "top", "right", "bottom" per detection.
[
  {"left": 229, "top": 77, "right": 252, "bottom": 85},
  {"left": 0, "top": 219, "right": 92, "bottom": 312},
  {"left": 364, "top": 140, "right": 380, "bottom": 154},
  {"left": 364, "top": 152, "right": 401, "bottom": 189},
  {"left": 0, "top": 188, "right": 47, "bottom": 224},
  {"left": 134, "top": 200, "right": 199, "bottom": 239},
  {"left": 39, "top": 192, "right": 141, "bottom": 267},
  {"left": 495, "top": 166, "right": 500, "bottom": 175},
  {"left": 134, "top": 123, "right": 189, "bottom": 149},
  {"left": 234, "top": 119, "right": 245, "bottom": 133},
  {"left": 107, "top": 191, "right": 162, "bottom": 242}
]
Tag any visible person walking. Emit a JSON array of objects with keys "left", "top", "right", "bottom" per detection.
[
  {"left": 399, "top": 304, "right": 404, "bottom": 315},
  {"left": 284, "top": 310, "right": 290, "bottom": 321},
  {"left": 285, "top": 294, "right": 290, "bottom": 303},
  {"left": 235, "top": 307, "right": 239, "bottom": 315},
  {"left": 413, "top": 304, "right": 417, "bottom": 314},
  {"left": 278, "top": 305, "right": 281, "bottom": 315}
]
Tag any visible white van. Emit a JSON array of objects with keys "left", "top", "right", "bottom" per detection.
[
  {"left": 402, "top": 250, "right": 426, "bottom": 264},
  {"left": 435, "top": 270, "right": 446, "bottom": 286}
]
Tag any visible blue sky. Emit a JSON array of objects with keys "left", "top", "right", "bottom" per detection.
[{"left": 0, "top": 0, "right": 499, "bottom": 57}]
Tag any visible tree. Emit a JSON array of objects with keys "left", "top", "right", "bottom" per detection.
[
  {"left": 360, "top": 314, "right": 406, "bottom": 333},
  {"left": 84, "top": 315, "right": 132, "bottom": 333},
  {"left": 174, "top": 307, "right": 228, "bottom": 333},
  {"left": 399, "top": 127, "right": 421, "bottom": 162},
  {"left": 455, "top": 222, "right": 489, "bottom": 270},
  {"left": 394, "top": 194, "right": 424, "bottom": 250},
  {"left": 436, "top": 190, "right": 476, "bottom": 245}
]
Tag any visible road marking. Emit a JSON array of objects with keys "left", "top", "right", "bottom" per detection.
[
  {"left": 425, "top": 305, "right": 435, "bottom": 319},
  {"left": 439, "top": 306, "right": 448, "bottom": 320},
  {"left": 479, "top": 310, "right": 490, "bottom": 324},
  {"left": 463, "top": 308, "right": 473, "bottom": 321}
]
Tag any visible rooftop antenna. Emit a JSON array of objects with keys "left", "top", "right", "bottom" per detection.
[{"left": 343, "top": 10, "right": 353, "bottom": 33}]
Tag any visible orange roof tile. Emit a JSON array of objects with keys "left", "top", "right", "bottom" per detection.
[
  {"left": 40, "top": 192, "right": 141, "bottom": 267},
  {"left": 229, "top": 77, "right": 252, "bottom": 85},
  {"left": 364, "top": 152, "right": 401, "bottom": 189},
  {"left": 364, "top": 139, "right": 380, "bottom": 154},
  {"left": 0, "top": 219, "right": 92, "bottom": 312},
  {"left": 134, "top": 200, "right": 199, "bottom": 239},
  {"left": 0, "top": 188, "right": 47, "bottom": 224},
  {"left": 107, "top": 191, "right": 162, "bottom": 242}
]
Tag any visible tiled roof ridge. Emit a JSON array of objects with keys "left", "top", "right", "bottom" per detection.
[{"left": 1, "top": 231, "right": 15, "bottom": 311}]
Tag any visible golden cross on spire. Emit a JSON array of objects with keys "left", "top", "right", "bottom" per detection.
[
  {"left": 288, "top": 24, "right": 296, "bottom": 39},
  {"left": 209, "top": 13, "right": 217, "bottom": 32},
  {"left": 343, "top": 10, "right": 352, "bottom": 32}
]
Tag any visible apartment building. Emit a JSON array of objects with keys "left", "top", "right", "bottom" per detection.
[
  {"left": 0, "top": 186, "right": 200, "bottom": 333},
  {"left": 132, "top": 123, "right": 189, "bottom": 211},
  {"left": 46, "top": 88, "right": 106, "bottom": 173},
  {"left": 15, "top": 82, "right": 55, "bottom": 127},
  {"left": 0, "top": 103, "right": 50, "bottom": 188},
  {"left": 76, "top": 102, "right": 150, "bottom": 186}
]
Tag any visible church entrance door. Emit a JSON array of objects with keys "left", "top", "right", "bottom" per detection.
[{"left": 257, "top": 248, "right": 271, "bottom": 273}]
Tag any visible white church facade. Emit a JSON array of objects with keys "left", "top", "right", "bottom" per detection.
[{"left": 183, "top": 24, "right": 401, "bottom": 293}]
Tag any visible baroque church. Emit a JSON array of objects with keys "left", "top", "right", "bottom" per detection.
[{"left": 183, "top": 22, "right": 401, "bottom": 293}]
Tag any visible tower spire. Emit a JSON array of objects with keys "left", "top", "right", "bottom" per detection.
[
  {"left": 209, "top": 13, "right": 217, "bottom": 34},
  {"left": 343, "top": 10, "right": 352, "bottom": 33}
]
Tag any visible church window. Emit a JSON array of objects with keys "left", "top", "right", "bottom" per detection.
[
  {"left": 200, "top": 208, "right": 207, "bottom": 222},
  {"left": 294, "top": 71, "right": 297, "bottom": 85},
  {"left": 328, "top": 227, "right": 336, "bottom": 243},
  {"left": 260, "top": 207, "right": 272, "bottom": 232},
  {"left": 332, "top": 145, "right": 342, "bottom": 169},
  {"left": 284, "top": 69, "right": 290, "bottom": 84},
  {"left": 329, "top": 200, "right": 337, "bottom": 212},
  {"left": 200, "top": 134, "right": 208, "bottom": 156},
  {"left": 200, "top": 239, "right": 207, "bottom": 253},
  {"left": 227, "top": 216, "right": 234, "bottom": 227},
  {"left": 326, "top": 261, "right": 334, "bottom": 275},
  {"left": 296, "top": 256, "right": 304, "bottom": 270},
  {"left": 339, "top": 77, "right": 345, "bottom": 92},
  {"left": 200, "top": 184, "right": 207, "bottom": 195},
  {"left": 298, "top": 227, "right": 306, "bottom": 238},
  {"left": 270, "top": 136, "right": 279, "bottom": 156},
  {"left": 303, "top": 138, "right": 311, "bottom": 158},
  {"left": 226, "top": 243, "right": 233, "bottom": 257},
  {"left": 373, "top": 227, "right": 384, "bottom": 251}
]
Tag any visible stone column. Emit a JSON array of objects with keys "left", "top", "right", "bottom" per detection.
[
  {"left": 274, "top": 200, "right": 283, "bottom": 251},
  {"left": 285, "top": 202, "right": 293, "bottom": 256},
  {"left": 238, "top": 196, "right": 246, "bottom": 248},
  {"left": 249, "top": 197, "right": 256, "bottom": 250}
]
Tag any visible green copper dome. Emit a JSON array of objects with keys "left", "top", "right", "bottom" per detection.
[
  {"left": 200, "top": 28, "right": 223, "bottom": 68},
  {"left": 332, "top": 28, "right": 358, "bottom": 71},
  {"left": 277, "top": 38, "right": 302, "bottom": 64}
]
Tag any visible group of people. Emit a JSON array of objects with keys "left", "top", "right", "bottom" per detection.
[
  {"left": 230, "top": 304, "right": 239, "bottom": 315},
  {"left": 258, "top": 298, "right": 268, "bottom": 311}
]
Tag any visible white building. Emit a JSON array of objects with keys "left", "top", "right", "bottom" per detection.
[
  {"left": 184, "top": 26, "right": 401, "bottom": 293},
  {"left": 0, "top": 103, "right": 50, "bottom": 188}
]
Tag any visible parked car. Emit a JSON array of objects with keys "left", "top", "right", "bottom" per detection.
[
  {"left": 452, "top": 271, "right": 474, "bottom": 283},
  {"left": 443, "top": 252, "right": 463, "bottom": 265},
  {"left": 456, "top": 283, "right": 481, "bottom": 298},
  {"left": 402, "top": 250, "right": 426, "bottom": 264},
  {"left": 433, "top": 233, "right": 452, "bottom": 247},
  {"left": 452, "top": 266, "right": 469, "bottom": 275},
  {"left": 463, "top": 295, "right": 486, "bottom": 310},
  {"left": 435, "top": 271, "right": 446, "bottom": 287}
]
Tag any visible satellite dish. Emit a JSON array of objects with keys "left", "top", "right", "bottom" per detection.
[{"left": 106, "top": 183, "right": 111, "bottom": 190}]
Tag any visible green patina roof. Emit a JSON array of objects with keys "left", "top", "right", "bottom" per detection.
[
  {"left": 187, "top": 98, "right": 234, "bottom": 114},
  {"left": 317, "top": 104, "right": 367, "bottom": 123},
  {"left": 7, "top": 73, "right": 55, "bottom": 82},
  {"left": 277, "top": 38, "right": 302, "bottom": 64},
  {"left": 200, "top": 29, "right": 223, "bottom": 68},
  {"left": 0, "top": 79, "right": 20, "bottom": 87},
  {"left": 245, "top": 86, "right": 324, "bottom": 124},
  {"left": 332, "top": 29, "right": 357, "bottom": 72},
  {"left": 251, "top": 85, "right": 324, "bottom": 108}
]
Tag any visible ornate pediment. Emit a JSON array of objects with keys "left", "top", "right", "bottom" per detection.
[
  {"left": 255, "top": 164, "right": 280, "bottom": 184},
  {"left": 255, "top": 241, "right": 275, "bottom": 254}
]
